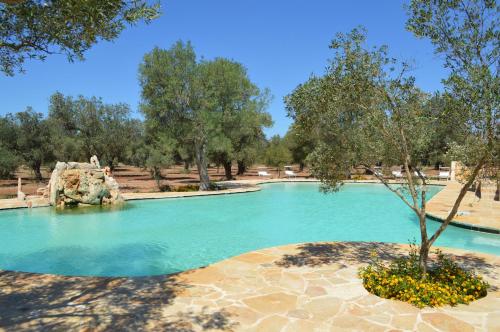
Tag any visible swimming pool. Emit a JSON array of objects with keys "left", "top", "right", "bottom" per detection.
[{"left": 0, "top": 183, "right": 498, "bottom": 276}]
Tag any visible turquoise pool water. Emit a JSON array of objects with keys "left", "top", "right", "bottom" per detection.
[{"left": 0, "top": 183, "right": 498, "bottom": 276}]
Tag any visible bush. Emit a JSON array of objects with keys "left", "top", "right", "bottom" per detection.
[
  {"left": 0, "top": 146, "right": 20, "bottom": 179},
  {"left": 359, "top": 245, "right": 489, "bottom": 308}
]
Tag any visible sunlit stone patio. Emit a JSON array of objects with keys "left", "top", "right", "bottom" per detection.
[{"left": 1, "top": 242, "right": 498, "bottom": 331}]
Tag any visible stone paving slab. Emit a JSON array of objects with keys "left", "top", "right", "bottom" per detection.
[
  {"left": 0, "top": 197, "right": 50, "bottom": 210},
  {"left": 426, "top": 182, "right": 500, "bottom": 232},
  {"left": 0, "top": 242, "right": 498, "bottom": 331}
]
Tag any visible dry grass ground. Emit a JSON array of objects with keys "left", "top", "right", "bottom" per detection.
[{"left": 0, "top": 164, "right": 312, "bottom": 198}]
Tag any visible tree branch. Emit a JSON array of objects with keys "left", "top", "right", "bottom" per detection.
[
  {"left": 429, "top": 157, "right": 486, "bottom": 245},
  {"left": 361, "top": 164, "right": 417, "bottom": 212}
]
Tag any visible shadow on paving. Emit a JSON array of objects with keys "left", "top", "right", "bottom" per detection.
[
  {"left": 275, "top": 242, "right": 499, "bottom": 290},
  {"left": 275, "top": 242, "right": 404, "bottom": 268},
  {"left": 0, "top": 271, "right": 236, "bottom": 331}
]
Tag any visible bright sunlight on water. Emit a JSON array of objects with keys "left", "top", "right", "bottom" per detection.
[{"left": 0, "top": 183, "right": 498, "bottom": 276}]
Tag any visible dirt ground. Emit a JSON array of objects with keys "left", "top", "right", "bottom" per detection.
[
  {"left": 0, "top": 164, "right": 452, "bottom": 199},
  {"left": 0, "top": 164, "right": 312, "bottom": 198}
]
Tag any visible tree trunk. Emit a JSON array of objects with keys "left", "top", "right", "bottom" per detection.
[
  {"left": 495, "top": 171, "right": 499, "bottom": 201},
  {"left": 417, "top": 210, "right": 430, "bottom": 276},
  {"left": 33, "top": 163, "right": 42, "bottom": 181},
  {"left": 495, "top": 178, "right": 499, "bottom": 201},
  {"left": 299, "top": 162, "right": 305, "bottom": 172},
  {"left": 152, "top": 167, "right": 161, "bottom": 189},
  {"left": 184, "top": 161, "right": 190, "bottom": 171},
  {"left": 223, "top": 161, "right": 233, "bottom": 180},
  {"left": 237, "top": 161, "right": 246, "bottom": 175},
  {"left": 194, "top": 140, "right": 211, "bottom": 191},
  {"left": 419, "top": 241, "right": 430, "bottom": 276}
]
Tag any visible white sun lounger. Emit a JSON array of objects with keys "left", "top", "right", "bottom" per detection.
[
  {"left": 392, "top": 170, "right": 403, "bottom": 178},
  {"left": 258, "top": 171, "right": 271, "bottom": 177},
  {"left": 285, "top": 170, "right": 296, "bottom": 178},
  {"left": 438, "top": 170, "right": 450, "bottom": 180},
  {"left": 414, "top": 171, "right": 427, "bottom": 178}
]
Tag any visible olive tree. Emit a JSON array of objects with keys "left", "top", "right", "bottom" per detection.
[
  {"left": 139, "top": 41, "right": 271, "bottom": 189},
  {"left": 1, "top": 0, "right": 160, "bottom": 75},
  {"left": 139, "top": 41, "right": 213, "bottom": 190},
  {"left": 203, "top": 58, "right": 272, "bottom": 180},
  {"left": 14, "top": 107, "right": 53, "bottom": 180},
  {"left": 286, "top": 28, "right": 487, "bottom": 275},
  {"left": 407, "top": 0, "right": 499, "bottom": 199},
  {"left": 264, "top": 135, "right": 292, "bottom": 178},
  {"left": 0, "top": 115, "right": 21, "bottom": 178}
]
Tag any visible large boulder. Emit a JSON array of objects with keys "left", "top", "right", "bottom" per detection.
[{"left": 48, "top": 161, "right": 123, "bottom": 207}]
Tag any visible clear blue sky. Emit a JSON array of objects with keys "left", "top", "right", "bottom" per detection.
[{"left": 0, "top": 0, "right": 447, "bottom": 137}]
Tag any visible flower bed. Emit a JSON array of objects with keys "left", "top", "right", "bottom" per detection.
[{"left": 359, "top": 246, "right": 489, "bottom": 308}]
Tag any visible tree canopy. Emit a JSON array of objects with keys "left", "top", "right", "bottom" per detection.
[
  {"left": 0, "top": 0, "right": 160, "bottom": 75},
  {"left": 139, "top": 41, "right": 272, "bottom": 189},
  {"left": 285, "top": 25, "right": 493, "bottom": 274}
]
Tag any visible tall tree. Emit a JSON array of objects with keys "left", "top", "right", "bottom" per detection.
[
  {"left": 14, "top": 107, "right": 53, "bottom": 180},
  {"left": 0, "top": 114, "right": 21, "bottom": 178},
  {"left": 0, "top": 0, "right": 160, "bottom": 75},
  {"left": 139, "top": 41, "right": 213, "bottom": 190},
  {"left": 286, "top": 28, "right": 487, "bottom": 275},
  {"left": 202, "top": 58, "right": 272, "bottom": 180},
  {"left": 234, "top": 102, "right": 272, "bottom": 176},
  {"left": 407, "top": 0, "right": 499, "bottom": 210},
  {"left": 139, "top": 42, "right": 271, "bottom": 189},
  {"left": 47, "top": 92, "right": 84, "bottom": 162}
]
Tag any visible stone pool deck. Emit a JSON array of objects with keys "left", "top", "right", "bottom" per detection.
[
  {"left": 426, "top": 182, "right": 499, "bottom": 233},
  {"left": 0, "top": 242, "right": 498, "bottom": 331}
]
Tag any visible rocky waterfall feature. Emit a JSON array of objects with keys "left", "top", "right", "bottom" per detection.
[{"left": 48, "top": 156, "right": 123, "bottom": 207}]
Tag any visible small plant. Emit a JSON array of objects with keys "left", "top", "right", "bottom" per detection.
[
  {"left": 359, "top": 244, "right": 489, "bottom": 308},
  {"left": 171, "top": 184, "right": 199, "bottom": 192}
]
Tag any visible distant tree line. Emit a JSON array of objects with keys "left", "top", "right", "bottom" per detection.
[{"left": 0, "top": 41, "right": 288, "bottom": 189}]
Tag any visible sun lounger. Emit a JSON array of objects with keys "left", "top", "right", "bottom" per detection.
[
  {"left": 438, "top": 170, "right": 450, "bottom": 180},
  {"left": 392, "top": 170, "right": 403, "bottom": 178},
  {"left": 438, "top": 166, "right": 450, "bottom": 181},
  {"left": 285, "top": 170, "right": 296, "bottom": 178},
  {"left": 258, "top": 171, "right": 271, "bottom": 177},
  {"left": 414, "top": 171, "right": 427, "bottom": 178}
]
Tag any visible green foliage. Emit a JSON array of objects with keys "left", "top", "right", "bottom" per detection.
[
  {"left": 202, "top": 58, "right": 272, "bottom": 179},
  {"left": 140, "top": 41, "right": 272, "bottom": 187},
  {"left": 283, "top": 124, "right": 316, "bottom": 170},
  {"left": 0, "top": 0, "right": 160, "bottom": 75},
  {"left": 284, "top": 25, "right": 495, "bottom": 275},
  {"left": 47, "top": 92, "right": 140, "bottom": 169},
  {"left": 359, "top": 245, "right": 489, "bottom": 308},
  {"left": 143, "top": 137, "right": 175, "bottom": 189},
  {"left": 407, "top": 0, "right": 498, "bottom": 169},
  {"left": 14, "top": 107, "right": 53, "bottom": 180},
  {"left": 0, "top": 144, "right": 20, "bottom": 179},
  {"left": 264, "top": 135, "right": 292, "bottom": 176},
  {"left": 286, "top": 28, "right": 434, "bottom": 192}
]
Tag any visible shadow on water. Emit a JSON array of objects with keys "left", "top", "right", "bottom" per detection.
[
  {"left": 53, "top": 202, "right": 134, "bottom": 215},
  {"left": 0, "top": 270, "right": 236, "bottom": 331},
  {"left": 275, "top": 242, "right": 499, "bottom": 290},
  {"left": 0, "top": 243, "right": 184, "bottom": 277}
]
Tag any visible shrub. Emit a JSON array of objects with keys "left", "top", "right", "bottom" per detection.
[{"left": 359, "top": 245, "right": 489, "bottom": 308}]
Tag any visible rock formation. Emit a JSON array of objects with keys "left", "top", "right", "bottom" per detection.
[{"left": 48, "top": 157, "right": 123, "bottom": 207}]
